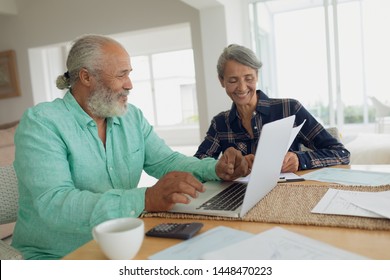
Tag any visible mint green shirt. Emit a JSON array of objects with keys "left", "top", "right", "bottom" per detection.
[{"left": 12, "top": 92, "right": 219, "bottom": 259}]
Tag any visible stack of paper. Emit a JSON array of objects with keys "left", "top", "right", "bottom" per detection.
[
  {"left": 148, "top": 226, "right": 252, "bottom": 260},
  {"left": 148, "top": 226, "right": 367, "bottom": 260},
  {"left": 201, "top": 227, "right": 366, "bottom": 260}
]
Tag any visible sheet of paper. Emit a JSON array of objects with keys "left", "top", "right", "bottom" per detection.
[
  {"left": 347, "top": 190, "right": 390, "bottom": 219},
  {"left": 201, "top": 227, "right": 367, "bottom": 260},
  {"left": 287, "top": 119, "right": 306, "bottom": 153},
  {"left": 148, "top": 226, "right": 253, "bottom": 260},
  {"left": 302, "top": 168, "right": 390, "bottom": 186},
  {"left": 235, "top": 119, "right": 306, "bottom": 184},
  {"left": 311, "top": 189, "right": 384, "bottom": 218}
]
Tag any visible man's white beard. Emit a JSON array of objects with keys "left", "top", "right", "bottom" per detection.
[{"left": 88, "top": 82, "right": 128, "bottom": 118}]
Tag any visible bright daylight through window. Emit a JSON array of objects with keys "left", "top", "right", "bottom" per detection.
[
  {"left": 129, "top": 49, "right": 198, "bottom": 127},
  {"left": 249, "top": 0, "right": 390, "bottom": 135}
]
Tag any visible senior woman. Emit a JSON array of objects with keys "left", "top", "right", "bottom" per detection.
[{"left": 194, "top": 44, "right": 350, "bottom": 172}]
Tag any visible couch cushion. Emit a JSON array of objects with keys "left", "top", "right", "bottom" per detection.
[
  {"left": 0, "top": 145, "right": 15, "bottom": 167},
  {"left": 0, "top": 165, "right": 19, "bottom": 225},
  {"left": 0, "top": 240, "right": 23, "bottom": 260},
  {"left": 0, "top": 125, "right": 17, "bottom": 148},
  {"left": 0, "top": 121, "right": 18, "bottom": 167},
  {"left": 345, "top": 133, "right": 390, "bottom": 164}
]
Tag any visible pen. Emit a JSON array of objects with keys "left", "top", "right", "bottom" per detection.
[{"left": 278, "top": 178, "right": 305, "bottom": 183}]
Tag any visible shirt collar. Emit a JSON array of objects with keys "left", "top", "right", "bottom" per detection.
[
  {"left": 63, "top": 91, "right": 121, "bottom": 128},
  {"left": 228, "top": 90, "right": 271, "bottom": 123}
]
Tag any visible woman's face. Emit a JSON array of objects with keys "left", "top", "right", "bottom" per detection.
[{"left": 219, "top": 60, "right": 258, "bottom": 107}]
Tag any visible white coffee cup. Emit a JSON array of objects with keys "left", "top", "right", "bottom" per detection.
[{"left": 92, "top": 217, "right": 144, "bottom": 260}]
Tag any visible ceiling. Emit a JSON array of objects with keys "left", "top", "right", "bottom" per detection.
[
  {"left": 180, "top": 0, "right": 222, "bottom": 10},
  {"left": 0, "top": 0, "right": 223, "bottom": 16},
  {"left": 0, "top": 0, "right": 17, "bottom": 15}
]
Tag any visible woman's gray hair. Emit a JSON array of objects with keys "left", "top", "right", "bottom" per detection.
[
  {"left": 56, "top": 34, "right": 122, "bottom": 90},
  {"left": 217, "top": 44, "right": 262, "bottom": 79}
]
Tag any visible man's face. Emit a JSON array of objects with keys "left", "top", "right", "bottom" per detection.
[
  {"left": 87, "top": 78, "right": 129, "bottom": 118},
  {"left": 87, "top": 45, "right": 133, "bottom": 118}
]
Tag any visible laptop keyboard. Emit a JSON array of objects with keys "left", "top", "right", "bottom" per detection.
[{"left": 197, "top": 182, "right": 247, "bottom": 211}]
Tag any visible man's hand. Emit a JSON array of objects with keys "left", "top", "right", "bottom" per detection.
[
  {"left": 215, "top": 147, "right": 249, "bottom": 181},
  {"left": 281, "top": 152, "right": 299, "bottom": 173},
  {"left": 145, "top": 171, "right": 204, "bottom": 212}
]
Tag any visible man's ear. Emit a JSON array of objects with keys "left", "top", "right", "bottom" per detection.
[{"left": 79, "top": 68, "right": 92, "bottom": 86}]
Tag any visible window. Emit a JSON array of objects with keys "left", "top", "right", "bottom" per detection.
[
  {"left": 249, "top": 0, "right": 390, "bottom": 135},
  {"left": 29, "top": 24, "right": 200, "bottom": 145},
  {"left": 129, "top": 49, "right": 198, "bottom": 127}
]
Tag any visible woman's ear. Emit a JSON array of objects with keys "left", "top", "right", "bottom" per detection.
[{"left": 218, "top": 75, "right": 225, "bottom": 88}]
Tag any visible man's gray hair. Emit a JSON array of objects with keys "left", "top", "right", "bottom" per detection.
[
  {"left": 56, "top": 34, "right": 122, "bottom": 90},
  {"left": 217, "top": 44, "right": 262, "bottom": 79}
]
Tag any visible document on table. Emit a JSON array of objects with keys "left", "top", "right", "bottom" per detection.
[
  {"left": 148, "top": 226, "right": 253, "bottom": 260},
  {"left": 201, "top": 227, "right": 367, "bottom": 260},
  {"left": 302, "top": 168, "right": 390, "bottom": 186},
  {"left": 312, "top": 188, "right": 390, "bottom": 219},
  {"left": 347, "top": 190, "right": 390, "bottom": 219}
]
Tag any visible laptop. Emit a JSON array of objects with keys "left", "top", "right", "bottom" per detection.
[{"left": 169, "top": 115, "right": 298, "bottom": 218}]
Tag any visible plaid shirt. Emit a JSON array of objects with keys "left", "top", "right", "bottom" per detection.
[{"left": 194, "top": 90, "right": 350, "bottom": 170}]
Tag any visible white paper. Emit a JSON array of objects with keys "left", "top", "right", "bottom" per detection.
[
  {"left": 148, "top": 226, "right": 253, "bottom": 260},
  {"left": 201, "top": 227, "right": 367, "bottom": 260},
  {"left": 235, "top": 119, "right": 306, "bottom": 184},
  {"left": 347, "top": 190, "right": 390, "bottom": 219},
  {"left": 302, "top": 168, "right": 390, "bottom": 186},
  {"left": 311, "top": 189, "right": 385, "bottom": 218}
]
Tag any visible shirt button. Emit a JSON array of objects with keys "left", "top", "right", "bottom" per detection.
[
  {"left": 253, "top": 112, "right": 256, "bottom": 116},
  {"left": 109, "top": 167, "right": 113, "bottom": 171},
  {"left": 254, "top": 126, "right": 258, "bottom": 130},
  {"left": 130, "top": 210, "right": 135, "bottom": 216}
]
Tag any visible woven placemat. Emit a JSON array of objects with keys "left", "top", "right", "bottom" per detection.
[{"left": 141, "top": 183, "right": 390, "bottom": 230}]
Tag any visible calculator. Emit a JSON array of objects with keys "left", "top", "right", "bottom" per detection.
[{"left": 145, "top": 222, "right": 203, "bottom": 240}]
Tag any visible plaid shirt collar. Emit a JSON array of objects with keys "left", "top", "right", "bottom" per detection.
[{"left": 228, "top": 90, "right": 271, "bottom": 124}]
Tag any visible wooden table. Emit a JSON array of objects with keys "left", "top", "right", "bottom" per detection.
[{"left": 63, "top": 165, "right": 390, "bottom": 260}]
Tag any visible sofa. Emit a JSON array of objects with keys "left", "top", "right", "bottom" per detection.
[
  {"left": 0, "top": 120, "right": 18, "bottom": 167},
  {"left": 0, "top": 120, "right": 21, "bottom": 259},
  {"left": 344, "top": 133, "right": 390, "bottom": 164}
]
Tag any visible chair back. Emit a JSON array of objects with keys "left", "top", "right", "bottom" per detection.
[
  {"left": 0, "top": 165, "right": 19, "bottom": 224},
  {"left": 369, "top": 96, "right": 390, "bottom": 118},
  {"left": 0, "top": 165, "right": 22, "bottom": 260}
]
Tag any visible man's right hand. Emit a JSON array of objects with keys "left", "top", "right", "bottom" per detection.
[{"left": 144, "top": 171, "right": 205, "bottom": 212}]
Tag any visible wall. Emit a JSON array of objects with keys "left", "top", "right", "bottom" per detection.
[
  {"left": 0, "top": 0, "right": 251, "bottom": 141},
  {"left": 0, "top": 0, "right": 200, "bottom": 123}
]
